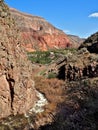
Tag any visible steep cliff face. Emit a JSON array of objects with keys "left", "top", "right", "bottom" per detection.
[
  {"left": 0, "top": 1, "right": 37, "bottom": 118},
  {"left": 10, "top": 8, "right": 72, "bottom": 51}
]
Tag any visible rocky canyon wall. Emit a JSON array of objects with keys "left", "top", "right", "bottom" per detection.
[
  {"left": 0, "top": 1, "right": 37, "bottom": 118},
  {"left": 10, "top": 8, "right": 72, "bottom": 51}
]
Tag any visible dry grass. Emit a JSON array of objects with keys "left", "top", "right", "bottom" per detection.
[
  {"left": 32, "top": 76, "right": 65, "bottom": 128},
  {"left": 34, "top": 76, "right": 65, "bottom": 115},
  {"left": 34, "top": 77, "right": 65, "bottom": 103}
]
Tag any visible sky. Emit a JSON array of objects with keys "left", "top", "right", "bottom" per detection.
[{"left": 5, "top": 0, "right": 98, "bottom": 38}]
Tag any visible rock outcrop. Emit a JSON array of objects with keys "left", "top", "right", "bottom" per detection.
[
  {"left": 79, "top": 32, "right": 98, "bottom": 53},
  {"left": 0, "top": 1, "right": 37, "bottom": 118},
  {"left": 42, "top": 48, "right": 98, "bottom": 81},
  {"left": 56, "top": 49, "right": 98, "bottom": 81},
  {"left": 9, "top": 8, "right": 72, "bottom": 51}
]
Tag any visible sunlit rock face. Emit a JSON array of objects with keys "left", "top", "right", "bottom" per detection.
[
  {"left": 10, "top": 8, "right": 72, "bottom": 52},
  {"left": 0, "top": 1, "right": 37, "bottom": 118},
  {"left": 68, "top": 34, "right": 85, "bottom": 48}
]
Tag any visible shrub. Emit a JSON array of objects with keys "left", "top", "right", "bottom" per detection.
[{"left": 48, "top": 72, "right": 57, "bottom": 79}]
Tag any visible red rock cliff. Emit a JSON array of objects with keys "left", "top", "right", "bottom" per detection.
[
  {"left": 10, "top": 8, "right": 72, "bottom": 51},
  {"left": 0, "top": 1, "right": 37, "bottom": 118}
]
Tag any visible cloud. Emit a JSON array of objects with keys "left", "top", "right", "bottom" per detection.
[
  {"left": 89, "top": 12, "right": 98, "bottom": 18},
  {"left": 63, "top": 30, "right": 70, "bottom": 33}
]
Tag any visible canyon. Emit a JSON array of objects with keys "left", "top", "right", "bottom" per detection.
[{"left": 0, "top": 0, "right": 98, "bottom": 130}]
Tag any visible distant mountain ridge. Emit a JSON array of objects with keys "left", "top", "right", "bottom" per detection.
[
  {"left": 9, "top": 8, "right": 83, "bottom": 51},
  {"left": 68, "top": 34, "right": 85, "bottom": 48}
]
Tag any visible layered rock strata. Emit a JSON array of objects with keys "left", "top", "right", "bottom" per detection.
[{"left": 10, "top": 8, "right": 72, "bottom": 51}]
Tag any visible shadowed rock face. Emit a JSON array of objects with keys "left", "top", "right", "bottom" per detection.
[
  {"left": 9, "top": 8, "right": 72, "bottom": 51},
  {"left": 0, "top": 1, "right": 37, "bottom": 118},
  {"left": 42, "top": 48, "right": 98, "bottom": 82},
  {"left": 87, "top": 42, "right": 98, "bottom": 54},
  {"left": 58, "top": 62, "right": 98, "bottom": 81},
  {"left": 56, "top": 51, "right": 98, "bottom": 81},
  {"left": 79, "top": 32, "right": 98, "bottom": 53}
]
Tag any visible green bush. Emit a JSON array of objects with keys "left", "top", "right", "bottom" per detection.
[
  {"left": 48, "top": 72, "right": 57, "bottom": 79},
  {"left": 27, "top": 49, "right": 77, "bottom": 65},
  {"left": 28, "top": 51, "right": 52, "bottom": 64}
]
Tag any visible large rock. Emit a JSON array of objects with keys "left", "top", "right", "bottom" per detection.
[
  {"left": 10, "top": 8, "right": 72, "bottom": 51},
  {"left": 56, "top": 51, "right": 98, "bottom": 81},
  {"left": 0, "top": 1, "right": 37, "bottom": 118}
]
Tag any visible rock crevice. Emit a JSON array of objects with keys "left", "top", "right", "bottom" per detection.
[{"left": 6, "top": 75, "right": 15, "bottom": 110}]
